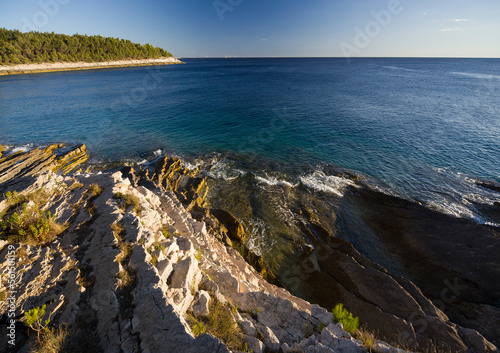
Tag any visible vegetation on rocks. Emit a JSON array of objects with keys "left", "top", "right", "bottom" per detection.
[
  {"left": 0, "top": 147, "right": 495, "bottom": 353},
  {"left": 0, "top": 28, "right": 172, "bottom": 65},
  {"left": 25, "top": 305, "right": 67, "bottom": 353},
  {"left": 113, "top": 192, "right": 142, "bottom": 215},
  {"left": 187, "top": 296, "right": 246, "bottom": 351},
  {"left": 1, "top": 188, "right": 66, "bottom": 244},
  {"left": 32, "top": 326, "right": 67, "bottom": 353},
  {"left": 332, "top": 303, "right": 359, "bottom": 336}
]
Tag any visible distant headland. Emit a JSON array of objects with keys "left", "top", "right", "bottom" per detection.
[{"left": 0, "top": 28, "right": 182, "bottom": 75}]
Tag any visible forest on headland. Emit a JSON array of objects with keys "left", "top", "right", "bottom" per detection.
[{"left": 0, "top": 28, "right": 172, "bottom": 65}]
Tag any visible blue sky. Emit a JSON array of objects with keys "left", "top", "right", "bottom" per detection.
[{"left": 1, "top": 0, "right": 499, "bottom": 57}]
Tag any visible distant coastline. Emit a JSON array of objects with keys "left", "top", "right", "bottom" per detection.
[{"left": 0, "top": 57, "right": 183, "bottom": 76}]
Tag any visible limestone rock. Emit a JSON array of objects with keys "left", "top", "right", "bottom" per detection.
[
  {"left": 245, "top": 335, "right": 265, "bottom": 353},
  {"left": 2, "top": 149, "right": 491, "bottom": 353},
  {"left": 311, "top": 304, "right": 334, "bottom": 326},
  {"left": 373, "top": 341, "right": 410, "bottom": 353},
  {"left": 192, "top": 290, "right": 210, "bottom": 317},
  {"left": 240, "top": 319, "right": 257, "bottom": 337},
  {"left": 171, "top": 256, "right": 199, "bottom": 289},
  {"left": 260, "top": 326, "right": 280, "bottom": 352}
]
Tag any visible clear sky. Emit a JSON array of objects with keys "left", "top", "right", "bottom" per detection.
[{"left": 1, "top": 0, "right": 499, "bottom": 58}]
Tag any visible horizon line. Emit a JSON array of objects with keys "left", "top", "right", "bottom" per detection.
[{"left": 180, "top": 56, "right": 500, "bottom": 59}]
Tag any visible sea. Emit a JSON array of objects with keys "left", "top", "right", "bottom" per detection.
[{"left": 1, "top": 58, "right": 499, "bottom": 270}]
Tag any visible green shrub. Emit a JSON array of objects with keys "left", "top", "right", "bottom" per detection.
[
  {"left": 113, "top": 192, "right": 142, "bottom": 215},
  {"left": 25, "top": 304, "right": 67, "bottom": 352},
  {"left": 1, "top": 203, "right": 66, "bottom": 244},
  {"left": 332, "top": 303, "right": 359, "bottom": 336},
  {"left": 25, "top": 305, "right": 49, "bottom": 338}
]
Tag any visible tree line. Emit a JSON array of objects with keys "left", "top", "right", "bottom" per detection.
[{"left": 0, "top": 28, "right": 172, "bottom": 65}]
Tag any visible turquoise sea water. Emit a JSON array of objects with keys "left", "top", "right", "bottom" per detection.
[{"left": 1, "top": 58, "right": 499, "bottom": 226}]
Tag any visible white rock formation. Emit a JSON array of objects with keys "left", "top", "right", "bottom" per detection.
[{"left": 0, "top": 170, "right": 409, "bottom": 353}]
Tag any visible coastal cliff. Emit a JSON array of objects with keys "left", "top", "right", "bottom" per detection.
[{"left": 0, "top": 144, "right": 497, "bottom": 353}]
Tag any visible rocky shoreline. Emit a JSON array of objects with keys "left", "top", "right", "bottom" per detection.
[
  {"left": 0, "top": 57, "right": 182, "bottom": 76},
  {"left": 0, "top": 144, "right": 498, "bottom": 353}
]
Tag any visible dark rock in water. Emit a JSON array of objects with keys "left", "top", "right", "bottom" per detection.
[
  {"left": 290, "top": 221, "right": 471, "bottom": 352},
  {"left": 210, "top": 208, "right": 247, "bottom": 243},
  {"left": 135, "top": 154, "right": 498, "bottom": 352},
  {"left": 210, "top": 208, "right": 282, "bottom": 286},
  {"left": 470, "top": 200, "right": 500, "bottom": 225},
  {"left": 477, "top": 181, "right": 500, "bottom": 194},
  {"left": 336, "top": 186, "right": 500, "bottom": 349}
]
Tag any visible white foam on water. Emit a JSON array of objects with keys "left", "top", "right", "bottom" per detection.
[
  {"left": 428, "top": 199, "right": 477, "bottom": 220},
  {"left": 205, "top": 161, "right": 245, "bottom": 181},
  {"left": 153, "top": 149, "right": 162, "bottom": 157},
  {"left": 255, "top": 174, "right": 297, "bottom": 188},
  {"left": 464, "top": 193, "right": 498, "bottom": 206},
  {"left": 428, "top": 199, "right": 500, "bottom": 227},
  {"left": 183, "top": 161, "right": 202, "bottom": 170},
  {"left": 383, "top": 65, "right": 422, "bottom": 73},
  {"left": 11, "top": 143, "right": 34, "bottom": 153},
  {"left": 451, "top": 72, "right": 500, "bottom": 80},
  {"left": 299, "top": 170, "right": 355, "bottom": 197},
  {"left": 245, "top": 218, "right": 269, "bottom": 256}
]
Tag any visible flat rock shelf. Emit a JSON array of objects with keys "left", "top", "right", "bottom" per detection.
[{"left": 0, "top": 57, "right": 182, "bottom": 76}]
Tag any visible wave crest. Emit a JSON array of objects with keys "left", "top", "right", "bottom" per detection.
[{"left": 299, "top": 171, "right": 356, "bottom": 197}]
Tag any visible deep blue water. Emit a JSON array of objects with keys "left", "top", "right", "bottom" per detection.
[{"left": 1, "top": 58, "right": 499, "bottom": 224}]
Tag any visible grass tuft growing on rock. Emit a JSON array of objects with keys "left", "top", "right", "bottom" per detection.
[
  {"left": 161, "top": 225, "right": 171, "bottom": 239},
  {"left": 69, "top": 182, "right": 84, "bottom": 190},
  {"left": 117, "top": 266, "right": 137, "bottom": 289},
  {"left": 192, "top": 322, "right": 206, "bottom": 336},
  {"left": 111, "top": 222, "right": 126, "bottom": 243},
  {"left": 113, "top": 192, "right": 142, "bottom": 215},
  {"left": 356, "top": 328, "right": 376, "bottom": 352},
  {"left": 3, "top": 188, "right": 52, "bottom": 208},
  {"left": 195, "top": 248, "right": 202, "bottom": 261},
  {"left": 332, "top": 303, "right": 359, "bottom": 336},
  {"left": 32, "top": 326, "right": 67, "bottom": 353},
  {"left": 187, "top": 296, "right": 246, "bottom": 351},
  {"left": 87, "top": 184, "right": 103, "bottom": 198}
]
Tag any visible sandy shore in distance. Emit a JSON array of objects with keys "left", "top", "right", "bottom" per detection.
[{"left": 0, "top": 57, "right": 182, "bottom": 75}]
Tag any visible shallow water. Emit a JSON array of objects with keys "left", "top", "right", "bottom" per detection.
[{"left": 1, "top": 57, "right": 499, "bottom": 227}]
